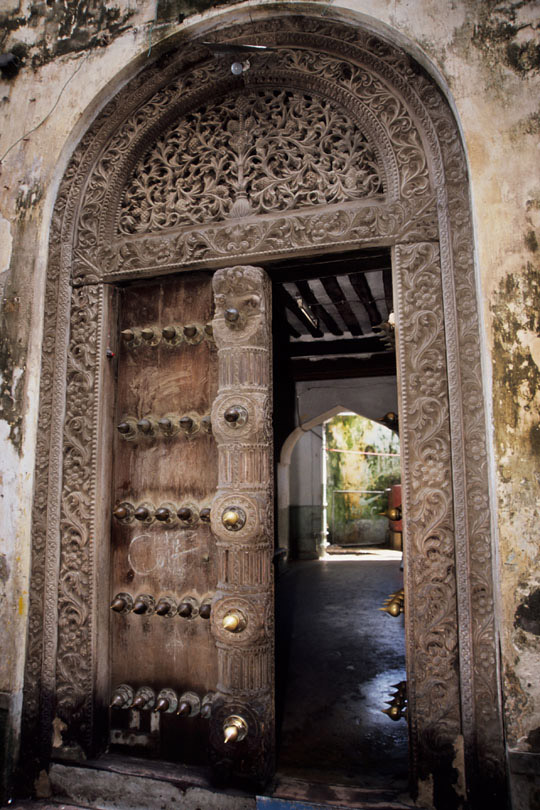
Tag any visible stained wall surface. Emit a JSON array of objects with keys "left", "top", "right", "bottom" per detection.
[{"left": 0, "top": 0, "right": 539, "bottom": 805}]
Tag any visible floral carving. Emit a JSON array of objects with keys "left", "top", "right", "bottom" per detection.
[
  {"left": 119, "top": 89, "right": 383, "bottom": 234},
  {"left": 24, "top": 11, "right": 504, "bottom": 803}
]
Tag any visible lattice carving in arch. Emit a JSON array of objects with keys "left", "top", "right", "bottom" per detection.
[{"left": 119, "top": 88, "right": 385, "bottom": 234}]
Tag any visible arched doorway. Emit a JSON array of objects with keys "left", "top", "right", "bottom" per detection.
[{"left": 23, "top": 9, "right": 504, "bottom": 807}]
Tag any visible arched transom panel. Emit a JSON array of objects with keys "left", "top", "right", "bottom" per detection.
[{"left": 119, "top": 88, "right": 385, "bottom": 233}]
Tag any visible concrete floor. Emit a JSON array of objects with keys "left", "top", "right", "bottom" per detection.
[{"left": 275, "top": 554, "right": 408, "bottom": 791}]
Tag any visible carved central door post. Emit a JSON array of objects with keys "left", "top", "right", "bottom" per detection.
[{"left": 209, "top": 266, "right": 274, "bottom": 785}]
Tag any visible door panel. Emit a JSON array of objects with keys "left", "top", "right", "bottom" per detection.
[
  {"left": 108, "top": 266, "right": 274, "bottom": 783},
  {"left": 110, "top": 272, "right": 219, "bottom": 763}
]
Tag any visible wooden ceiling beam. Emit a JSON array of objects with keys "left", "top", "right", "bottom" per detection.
[
  {"left": 278, "top": 286, "right": 324, "bottom": 338},
  {"left": 347, "top": 271, "right": 382, "bottom": 327},
  {"left": 290, "top": 353, "right": 396, "bottom": 380},
  {"left": 383, "top": 267, "right": 393, "bottom": 314},
  {"left": 288, "top": 336, "right": 386, "bottom": 356},
  {"left": 320, "top": 275, "right": 363, "bottom": 336},
  {"left": 294, "top": 280, "right": 343, "bottom": 336}
]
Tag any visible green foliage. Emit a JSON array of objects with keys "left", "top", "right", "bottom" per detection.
[{"left": 325, "top": 413, "right": 400, "bottom": 543}]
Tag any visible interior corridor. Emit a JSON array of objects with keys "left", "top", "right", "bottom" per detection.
[{"left": 275, "top": 555, "right": 408, "bottom": 791}]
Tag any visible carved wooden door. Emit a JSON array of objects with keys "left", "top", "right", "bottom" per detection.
[{"left": 108, "top": 265, "right": 273, "bottom": 785}]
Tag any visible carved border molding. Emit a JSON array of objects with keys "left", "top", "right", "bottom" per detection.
[
  {"left": 82, "top": 197, "right": 438, "bottom": 282},
  {"left": 24, "top": 10, "right": 504, "bottom": 806}
]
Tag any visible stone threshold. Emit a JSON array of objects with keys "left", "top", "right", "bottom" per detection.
[{"left": 35, "top": 755, "right": 417, "bottom": 810}]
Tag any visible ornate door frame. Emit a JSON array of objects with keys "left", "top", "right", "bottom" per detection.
[{"left": 23, "top": 8, "right": 505, "bottom": 807}]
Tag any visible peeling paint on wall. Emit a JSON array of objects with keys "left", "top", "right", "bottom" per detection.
[
  {"left": 0, "top": 1, "right": 137, "bottom": 68},
  {"left": 492, "top": 258, "right": 540, "bottom": 747}
]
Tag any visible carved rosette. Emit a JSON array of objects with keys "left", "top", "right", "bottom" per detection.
[{"left": 210, "top": 265, "right": 274, "bottom": 784}]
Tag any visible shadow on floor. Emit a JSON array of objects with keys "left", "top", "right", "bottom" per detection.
[{"left": 275, "top": 555, "right": 408, "bottom": 792}]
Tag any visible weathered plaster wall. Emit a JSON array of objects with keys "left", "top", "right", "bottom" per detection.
[{"left": 0, "top": 0, "right": 539, "bottom": 803}]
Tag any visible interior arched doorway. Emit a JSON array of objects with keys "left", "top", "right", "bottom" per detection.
[{"left": 23, "top": 8, "right": 505, "bottom": 808}]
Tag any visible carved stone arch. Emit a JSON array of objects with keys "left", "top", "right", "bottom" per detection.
[{"left": 24, "top": 8, "right": 505, "bottom": 809}]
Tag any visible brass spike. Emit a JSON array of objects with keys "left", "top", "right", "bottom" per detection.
[
  {"left": 155, "top": 598, "right": 173, "bottom": 616},
  {"left": 113, "top": 505, "right": 128, "bottom": 520},
  {"left": 224, "top": 725, "right": 239, "bottom": 744},
  {"left": 177, "top": 701, "right": 191, "bottom": 717},
  {"left": 134, "top": 506, "right": 150, "bottom": 521},
  {"left": 141, "top": 327, "right": 155, "bottom": 342},
  {"left": 110, "top": 595, "right": 127, "bottom": 612},
  {"left": 154, "top": 698, "right": 170, "bottom": 713},
  {"left": 121, "top": 329, "right": 135, "bottom": 342},
  {"left": 155, "top": 507, "right": 171, "bottom": 522},
  {"left": 183, "top": 324, "right": 197, "bottom": 338},
  {"left": 162, "top": 326, "right": 177, "bottom": 341},
  {"left": 132, "top": 597, "right": 149, "bottom": 614}
]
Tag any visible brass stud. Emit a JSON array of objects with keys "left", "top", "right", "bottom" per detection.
[
  {"left": 117, "top": 421, "right": 131, "bottom": 434},
  {"left": 162, "top": 325, "right": 177, "bottom": 341},
  {"left": 132, "top": 597, "right": 149, "bottom": 614},
  {"left": 204, "top": 323, "right": 213, "bottom": 336},
  {"left": 110, "top": 593, "right": 132, "bottom": 613},
  {"left": 223, "top": 715, "right": 248, "bottom": 744},
  {"left": 199, "top": 508, "right": 211, "bottom": 523},
  {"left": 141, "top": 327, "right": 155, "bottom": 342},
  {"left": 137, "top": 418, "right": 153, "bottom": 434},
  {"left": 225, "top": 307, "right": 239, "bottom": 323},
  {"left": 155, "top": 597, "right": 175, "bottom": 617},
  {"left": 178, "top": 601, "right": 193, "bottom": 618},
  {"left": 134, "top": 506, "right": 150, "bottom": 521},
  {"left": 155, "top": 507, "right": 171, "bottom": 522},
  {"left": 132, "top": 695, "right": 147, "bottom": 710},
  {"left": 154, "top": 697, "right": 170, "bottom": 713},
  {"left": 177, "top": 507, "right": 192, "bottom": 522},
  {"left": 113, "top": 505, "right": 128, "bottom": 520},
  {"left": 121, "top": 329, "right": 135, "bottom": 342},
  {"left": 179, "top": 416, "right": 194, "bottom": 432},
  {"left": 158, "top": 417, "right": 173, "bottom": 432},
  {"left": 110, "top": 684, "right": 135, "bottom": 709},
  {"left": 199, "top": 602, "right": 211, "bottom": 620},
  {"left": 110, "top": 596, "right": 126, "bottom": 612},
  {"left": 222, "top": 610, "right": 246, "bottom": 633},
  {"left": 177, "top": 701, "right": 190, "bottom": 717},
  {"left": 201, "top": 703, "right": 212, "bottom": 720},
  {"left": 224, "top": 407, "right": 240, "bottom": 423},
  {"left": 183, "top": 324, "right": 197, "bottom": 338},
  {"left": 222, "top": 507, "right": 246, "bottom": 531}
]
